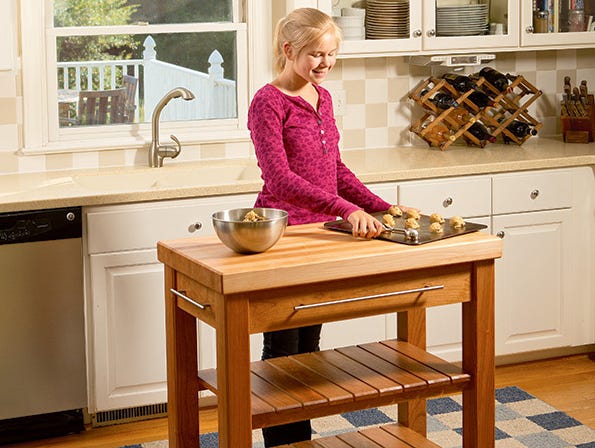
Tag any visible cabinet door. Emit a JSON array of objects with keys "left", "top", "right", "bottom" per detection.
[
  {"left": 521, "top": 0, "right": 595, "bottom": 47},
  {"left": 493, "top": 209, "right": 573, "bottom": 355},
  {"left": 421, "top": 0, "right": 519, "bottom": 51}
]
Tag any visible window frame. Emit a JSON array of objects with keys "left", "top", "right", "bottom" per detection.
[{"left": 20, "top": 0, "right": 271, "bottom": 155}]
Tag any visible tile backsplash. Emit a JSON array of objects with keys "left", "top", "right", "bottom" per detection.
[{"left": 0, "top": 49, "right": 594, "bottom": 175}]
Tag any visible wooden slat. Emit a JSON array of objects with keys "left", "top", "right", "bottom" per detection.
[
  {"left": 336, "top": 346, "right": 428, "bottom": 391},
  {"left": 381, "top": 339, "right": 470, "bottom": 383},
  {"left": 358, "top": 342, "right": 451, "bottom": 386},
  {"left": 382, "top": 424, "right": 442, "bottom": 447},
  {"left": 336, "top": 431, "right": 385, "bottom": 447},
  {"left": 360, "top": 426, "right": 414, "bottom": 447},
  {"left": 266, "top": 356, "right": 354, "bottom": 405},
  {"left": 252, "top": 361, "right": 328, "bottom": 408},
  {"left": 315, "top": 349, "right": 403, "bottom": 396},
  {"left": 292, "top": 351, "right": 379, "bottom": 401},
  {"left": 276, "top": 423, "right": 441, "bottom": 448},
  {"left": 198, "top": 341, "right": 471, "bottom": 430}
]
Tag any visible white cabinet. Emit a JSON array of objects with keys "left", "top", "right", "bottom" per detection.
[
  {"left": 492, "top": 168, "right": 592, "bottom": 355},
  {"left": 521, "top": 1, "right": 595, "bottom": 48},
  {"left": 84, "top": 193, "right": 256, "bottom": 412},
  {"left": 398, "top": 175, "right": 492, "bottom": 362},
  {"left": 396, "top": 167, "right": 594, "bottom": 361},
  {"left": 294, "top": 0, "right": 592, "bottom": 57}
]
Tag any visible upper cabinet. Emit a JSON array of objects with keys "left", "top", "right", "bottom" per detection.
[
  {"left": 521, "top": 0, "right": 595, "bottom": 48},
  {"left": 289, "top": 0, "right": 595, "bottom": 57}
]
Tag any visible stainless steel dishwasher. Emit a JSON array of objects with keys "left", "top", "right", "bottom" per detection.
[{"left": 0, "top": 207, "right": 86, "bottom": 444}]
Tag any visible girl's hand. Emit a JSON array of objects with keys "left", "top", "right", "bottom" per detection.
[{"left": 347, "top": 210, "right": 384, "bottom": 239}]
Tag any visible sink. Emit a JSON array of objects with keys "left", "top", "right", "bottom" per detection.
[{"left": 74, "top": 163, "right": 261, "bottom": 192}]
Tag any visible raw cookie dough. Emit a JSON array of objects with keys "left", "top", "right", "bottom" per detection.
[
  {"left": 383, "top": 213, "right": 396, "bottom": 228},
  {"left": 406, "top": 209, "right": 421, "bottom": 220},
  {"left": 449, "top": 215, "right": 465, "bottom": 229},
  {"left": 404, "top": 217, "right": 420, "bottom": 229},
  {"left": 387, "top": 205, "right": 403, "bottom": 217},
  {"left": 430, "top": 213, "right": 445, "bottom": 224},
  {"left": 430, "top": 222, "right": 444, "bottom": 233}
]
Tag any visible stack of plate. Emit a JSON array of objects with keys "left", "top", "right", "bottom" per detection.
[
  {"left": 365, "top": 0, "right": 410, "bottom": 39},
  {"left": 436, "top": 3, "right": 489, "bottom": 36}
]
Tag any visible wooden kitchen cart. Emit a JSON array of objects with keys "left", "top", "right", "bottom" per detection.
[{"left": 157, "top": 224, "right": 502, "bottom": 447}]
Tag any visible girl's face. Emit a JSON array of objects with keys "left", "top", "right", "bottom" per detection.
[{"left": 289, "top": 31, "right": 338, "bottom": 85}]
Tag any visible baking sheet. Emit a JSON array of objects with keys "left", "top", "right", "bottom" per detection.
[{"left": 323, "top": 212, "right": 487, "bottom": 245}]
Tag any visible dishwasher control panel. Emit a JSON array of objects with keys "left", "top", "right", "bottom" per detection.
[{"left": 0, "top": 207, "right": 82, "bottom": 244}]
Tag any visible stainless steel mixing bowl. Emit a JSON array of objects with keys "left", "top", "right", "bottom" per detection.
[{"left": 212, "top": 208, "right": 288, "bottom": 254}]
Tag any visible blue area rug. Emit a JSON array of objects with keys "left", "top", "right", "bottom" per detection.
[{"left": 124, "top": 386, "right": 595, "bottom": 447}]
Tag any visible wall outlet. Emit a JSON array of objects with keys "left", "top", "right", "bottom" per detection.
[{"left": 334, "top": 90, "right": 346, "bottom": 116}]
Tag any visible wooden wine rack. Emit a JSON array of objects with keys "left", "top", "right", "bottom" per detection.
[{"left": 409, "top": 74, "right": 543, "bottom": 150}]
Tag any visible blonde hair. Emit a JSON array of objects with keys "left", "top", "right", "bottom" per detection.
[{"left": 273, "top": 8, "right": 342, "bottom": 75}]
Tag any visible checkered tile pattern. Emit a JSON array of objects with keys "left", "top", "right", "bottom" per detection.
[{"left": 128, "top": 386, "right": 594, "bottom": 448}]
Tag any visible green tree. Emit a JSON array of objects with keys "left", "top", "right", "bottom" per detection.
[{"left": 54, "top": 0, "right": 140, "bottom": 62}]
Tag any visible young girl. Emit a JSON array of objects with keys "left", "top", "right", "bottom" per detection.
[{"left": 248, "top": 8, "right": 406, "bottom": 446}]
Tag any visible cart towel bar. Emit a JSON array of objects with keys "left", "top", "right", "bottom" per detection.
[
  {"left": 294, "top": 285, "right": 445, "bottom": 310},
  {"left": 170, "top": 288, "right": 209, "bottom": 310}
]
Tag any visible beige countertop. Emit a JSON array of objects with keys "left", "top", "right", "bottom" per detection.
[{"left": 1, "top": 137, "right": 593, "bottom": 213}]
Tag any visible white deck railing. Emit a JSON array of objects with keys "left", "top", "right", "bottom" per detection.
[{"left": 57, "top": 36, "right": 236, "bottom": 123}]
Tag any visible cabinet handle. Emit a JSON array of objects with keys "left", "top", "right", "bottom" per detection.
[
  {"left": 530, "top": 189, "right": 540, "bottom": 200},
  {"left": 413, "top": 29, "right": 422, "bottom": 38},
  {"left": 426, "top": 29, "right": 436, "bottom": 37},
  {"left": 496, "top": 231, "right": 505, "bottom": 239},
  {"left": 170, "top": 288, "right": 208, "bottom": 310},
  {"left": 188, "top": 222, "right": 203, "bottom": 233},
  {"left": 526, "top": 25, "right": 535, "bottom": 34},
  {"left": 294, "top": 285, "right": 444, "bottom": 310},
  {"left": 443, "top": 197, "right": 453, "bottom": 207}
]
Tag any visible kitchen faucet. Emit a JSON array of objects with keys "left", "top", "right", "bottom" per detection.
[{"left": 149, "top": 87, "right": 196, "bottom": 167}]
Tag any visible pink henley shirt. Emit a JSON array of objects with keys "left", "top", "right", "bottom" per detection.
[{"left": 248, "top": 83, "right": 390, "bottom": 225}]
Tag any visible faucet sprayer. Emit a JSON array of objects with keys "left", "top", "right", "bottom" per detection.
[{"left": 149, "top": 87, "right": 196, "bottom": 167}]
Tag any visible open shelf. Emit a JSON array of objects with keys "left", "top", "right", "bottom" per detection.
[{"left": 197, "top": 339, "right": 470, "bottom": 430}]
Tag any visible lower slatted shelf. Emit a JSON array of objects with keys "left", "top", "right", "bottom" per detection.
[
  {"left": 276, "top": 423, "right": 441, "bottom": 447},
  {"left": 197, "top": 339, "right": 470, "bottom": 429}
]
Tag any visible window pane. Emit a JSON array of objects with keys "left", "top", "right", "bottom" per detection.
[
  {"left": 54, "top": 0, "right": 233, "bottom": 27},
  {"left": 57, "top": 32, "right": 237, "bottom": 127}
]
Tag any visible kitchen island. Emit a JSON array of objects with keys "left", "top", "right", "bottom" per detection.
[{"left": 157, "top": 223, "right": 502, "bottom": 447}]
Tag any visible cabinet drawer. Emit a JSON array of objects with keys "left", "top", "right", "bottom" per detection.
[
  {"left": 85, "top": 193, "right": 256, "bottom": 254},
  {"left": 398, "top": 176, "right": 491, "bottom": 218},
  {"left": 492, "top": 170, "right": 572, "bottom": 215}
]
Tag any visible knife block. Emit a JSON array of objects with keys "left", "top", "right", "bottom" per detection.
[{"left": 560, "top": 95, "right": 594, "bottom": 143}]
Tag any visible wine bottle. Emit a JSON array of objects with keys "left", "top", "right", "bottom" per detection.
[
  {"left": 429, "top": 92, "right": 459, "bottom": 110},
  {"left": 504, "top": 120, "right": 537, "bottom": 143},
  {"left": 479, "top": 67, "right": 509, "bottom": 92},
  {"left": 467, "top": 91, "right": 496, "bottom": 108},
  {"left": 442, "top": 73, "right": 478, "bottom": 92},
  {"left": 448, "top": 107, "right": 472, "bottom": 124},
  {"left": 467, "top": 122, "right": 496, "bottom": 143}
]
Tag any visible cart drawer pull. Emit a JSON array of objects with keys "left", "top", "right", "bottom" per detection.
[
  {"left": 170, "top": 288, "right": 208, "bottom": 310},
  {"left": 294, "top": 285, "right": 444, "bottom": 310}
]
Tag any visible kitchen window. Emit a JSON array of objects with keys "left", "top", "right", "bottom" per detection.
[{"left": 20, "top": 0, "right": 272, "bottom": 153}]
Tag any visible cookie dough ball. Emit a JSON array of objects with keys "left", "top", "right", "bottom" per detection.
[
  {"left": 383, "top": 213, "right": 396, "bottom": 228},
  {"left": 430, "top": 222, "right": 444, "bottom": 233},
  {"left": 404, "top": 217, "right": 420, "bottom": 230},
  {"left": 406, "top": 209, "right": 421, "bottom": 220},
  {"left": 430, "top": 213, "right": 445, "bottom": 224},
  {"left": 387, "top": 205, "right": 403, "bottom": 217},
  {"left": 449, "top": 216, "right": 465, "bottom": 229}
]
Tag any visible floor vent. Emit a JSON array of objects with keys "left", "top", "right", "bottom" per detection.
[{"left": 92, "top": 403, "right": 167, "bottom": 427}]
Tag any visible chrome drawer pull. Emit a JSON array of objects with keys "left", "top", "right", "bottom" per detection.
[
  {"left": 294, "top": 285, "right": 444, "bottom": 310},
  {"left": 170, "top": 288, "right": 208, "bottom": 310}
]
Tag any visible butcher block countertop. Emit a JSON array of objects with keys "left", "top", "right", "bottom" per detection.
[
  {"left": 1, "top": 137, "right": 593, "bottom": 213},
  {"left": 157, "top": 222, "right": 503, "bottom": 294}
]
